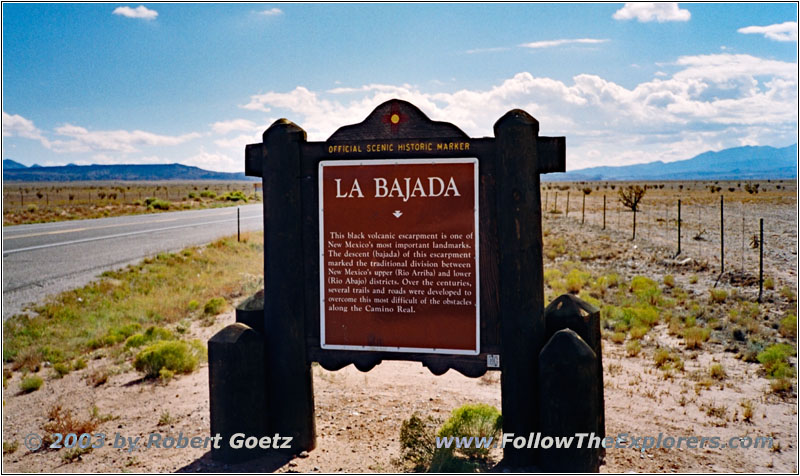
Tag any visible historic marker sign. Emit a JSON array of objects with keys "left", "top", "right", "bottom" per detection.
[{"left": 319, "top": 159, "right": 479, "bottom": 354}]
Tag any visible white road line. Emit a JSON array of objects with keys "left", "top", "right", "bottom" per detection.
[{"left": 3, "top": 215, "right": 262, "bottom": 255}]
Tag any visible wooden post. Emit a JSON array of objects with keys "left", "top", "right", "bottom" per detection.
[
  {"left": 602, "top": 195, "right": 606, "bottom": 230},
  {"left": 720, "top": 195, "right": 725, "bottom": 275},
  {"left": 677, "top": 199, "right": 681, "bottom": 256},
  {"left": 581, "top": 193, "right": 585, "bottom": 225},
  {"left": 261, "top": 119, "right": 316, "bottom": 452},
  {"left": 758, "top": 218, "right": 764, "bottom": 303},
  {"left": 494, "top": 110, "right": 545, "bottom": 468},
  {"left": 237, "top": 207, "right": 240, "bottom": 242},
  {"left": 566, "top": 191, "right": 570, "bottom": 217},
  {"left": 553, "top": 192, "right": 558, "bottom": 214}
]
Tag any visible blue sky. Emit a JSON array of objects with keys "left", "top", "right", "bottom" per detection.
[{"left": 3, "top": 3, "right": 797, "bottom": 172}]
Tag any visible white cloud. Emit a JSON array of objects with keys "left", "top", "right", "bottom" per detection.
[
  {"left": 2, "top": 111, "right": 46, "bottom": 141},
  {"left": 519, "top": 38, "right": 609, "bottom": 49},
  {"left": 258, "top": 8, "right": 283, "bottom": 16},
  {"left": 112, "top": 5, "right": 158, "bottom": 20},
  {"left": 211, "top": 118, "right": 261, "bottom": 135},
  {"left": 613, "top": 3, "right": 690, "bottom": 23},
  {"left": 48, "top": 124, "right": 201, "bottom": 154},
  {"left": 738, "top": 21, "right": 798, "bottom": 42},
  {"left": 240, "top": 52, "right": 796, "bottom": 170},
  {"left": 214, "top": 134, "right": 261, "bottom": 149},
  {"left": 184, "top": 149, "right": 238, "bottom": 172}
]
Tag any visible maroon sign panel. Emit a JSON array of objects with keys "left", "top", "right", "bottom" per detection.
[{"left": 319, "top": 158, "right": 479, "bottom": 354}]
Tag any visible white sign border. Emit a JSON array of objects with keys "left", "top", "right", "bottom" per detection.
[{"left": 318, "top": 157, "right": 480, "bottom": 356}]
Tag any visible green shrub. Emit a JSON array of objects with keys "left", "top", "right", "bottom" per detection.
[
  {"left": 133, "top": 340, "right": 207, "bottom": 378},
  {"left": 689, "top": 275, "right": 698, "bottom": 284},
  {"left": 146, "top": 199, "right": 170, "bottom": 211},
  {"left": 709, "top": 363, "right": 726, "bottom": 380},
  {"left": 757, "top": 343, "right": 796, "bottom": 379},
  {"left": 663, "top": 275, "right": 675, "bottom": 288},
  {"left": 203, "top": 297, "right": 226, "bottom": 315},
  {"left": 709, "top": 289, "right": 728, "bottom": 303},
  {"left": 399, "top": 413, "right": 438, "bottom": 470},
  {"left": 682, "top": 326, "right": 710, "bottom": 349},
  {"left": 199, "top": 190, "right": 217, "bottom": 199},
  {"left": 780, "top": 286, "right": 796, "bottom": 302},
  {"left": 187, "top": 300, "right": 200, "bottom": 311},
  {"left": 629, "top": 326, "right": 649, "bottom": 340},
  {"left": 124, "top": 326, "right": 174, "bottom": 349},
  {"left": 72, "top": 358, "right": 87, "bottom": 370},
  {"left": 53, "top": 363, "right": 71, "bottom": 378},
  {"left": 221, "top": 191, "right": 248, "bottom": 202},
  {"left": 610, "top": 331, "right": 626, "bottom": 344},
  {"left": 625, "top": 340, "right": 641, "bottom": 357},
  {"left": 437, "top": 403, "right": 501, "bottom": 460},
  {"left": 779, "top": 314, "right": 796, "bottom": 339},
  {"left": 764, "top": 277, "right": 775, "bottom": 290},
  {"left": 20, "top": 375, "right": 43, "bottom": 393}
]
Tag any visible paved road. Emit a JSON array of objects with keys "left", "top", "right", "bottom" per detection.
[{"left": 2, "top": 205, "right": 263, "bottom": 319}]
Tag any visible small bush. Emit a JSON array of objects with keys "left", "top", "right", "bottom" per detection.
[
  {"left": 43, "top": 405, "right": 98, "bottom": 444},
  {"left": 709, "top": 289, "right": 728, "bottom": 303},
  {"left": 187, "top": 300, "right": 200, "bottom": 311},
  {"left": 221, "top": 191, "right": 248, "bottom": 202},
  {"left": 53, "top": 363, "right": 71, "bottom": 378},
  {"left": 629, "top": 326, "right": 649, "bottom": 340},
  {"left": 779, "top": 314, "right": 796, "bottom": 339},
  {"left": 133, "top": 340, "right": 207, "bottom": 378},
  {"left": 780, "top": 286, "right": 796, "bottom": 302},
  {"left": 740, "top": 399, "right": 754, "bottom": 422},
  {"left": 610, "top": 332, "right": 626, "bottom": 344},
  {"left": 146, "top": 199, "right": 170, "bottom": 211},
  {"left": 625, "top": 340, "right": 641, "bottom": 357},
  {"left": 764, "top": 277, "right": 775, "bottom": 290},
  {"left": 689, "top": 275, "right": 698, "bottom": 285},
  {"left": 399, "top": 413, "right": 438, "bottom": 471},
  {"left": 757, "top": 343, "right": 796, "bottom": 379},
  {"left": 683, "top": 326, "right": 710, "bottom": 349},
  {"left": 663, "top": 275, "right": 675, "bottom": 288},
  {"left": 709, "top": 363, "right": 726, "bottom": 380},
  {"left": 72, "top": 358, "right": 87, "bottom": 370},
  {"left": 199, "top": 190, "right": 217, "bottom": 199},
  {"left": 203, "top": 297, "right": 226, "bottom": 315},
  {"left": 19, "top": 375, "right": 43, "bottom": 393},
  {"left": 437, "top": 403, "right": 501, "bottom": 460},
  {"left": 770, "top": 378, "right": 793, "bottom": 394},
  {"left": 3, "top": 440, "right": 19, "bottom": 455},
  {"left": 124, "top": 326, "right": 174, "bottom": 349}
]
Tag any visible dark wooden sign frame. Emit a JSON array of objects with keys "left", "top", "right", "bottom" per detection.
[{"left": 245, "top": 99, "right": 565, "bottom": 465}]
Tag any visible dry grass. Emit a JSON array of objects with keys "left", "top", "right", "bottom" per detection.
[
  {"left": 3, "top": 181, "right": 260, "bottom": 225},
  {"left": 3, "top": 233, "right": 263, "bottom": 373}
]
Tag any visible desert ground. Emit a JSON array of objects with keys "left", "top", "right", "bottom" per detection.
[
  {"left": 2, "top": 180, "right": 797, "bottom": 472},
  {"left": 2, "top": 181, "right": 260, "bottom": 225}
]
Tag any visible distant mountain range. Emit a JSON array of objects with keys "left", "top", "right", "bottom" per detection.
[
  {"left": 2, "top": 161, "right": 253, "bottom": 182},
  {"left": 546, "top": 144, "right": 797, "bottom": 181},
  {"left": 3, "top": 143, "right": 796, "bottom": 182}
]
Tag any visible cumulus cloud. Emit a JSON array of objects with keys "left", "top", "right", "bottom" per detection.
[
  {"left": 613, "top": 3, "right": 690, "bottom": 23},
  {"left": 112, "top": 5, "right": 158, "bottom": 20},
  {"left": 738, "top": 21, "right": 798, "bottom": 42},
  {"left": 258, "top": 8, "right": 283, "bottom": 16},
  {"left": 2, "top": 111, "right": 46, "bottom": 141},
  {"left": 519, "top": 38, "right": 609, "bottom": 49},
  {"left": 48, "top": 124, "right": 200, "bottom": 154},
  {"left": 211, "top": 118, "right": 261, "bottom": 135},
  {"left": 239, "top": 53, "right": 796, "bottom": 170}
]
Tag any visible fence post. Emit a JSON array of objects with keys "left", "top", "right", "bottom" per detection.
[
  {"left": 677, "top": 199, "right": 681, "bottom": 256},
  {"left": 758, "top": 218, "right": 764, "bottom": 303},
  {"left": 720, "top": 195, "right": 725, "bottom": 275},
  {"left": 581, "top": 193, "right": 586, "bottom": 225},
  {"left": 553, "top": 192, "right": 558, "bottom": 214},
  {"left": 566, "top": 191, "right": 570, "bottom": 217},
  {"left": 602, "top": 195, "right": 606, "bottom": 230},
  {"left": 237, "top": 207, "right": 241, "bottom": 242}
]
